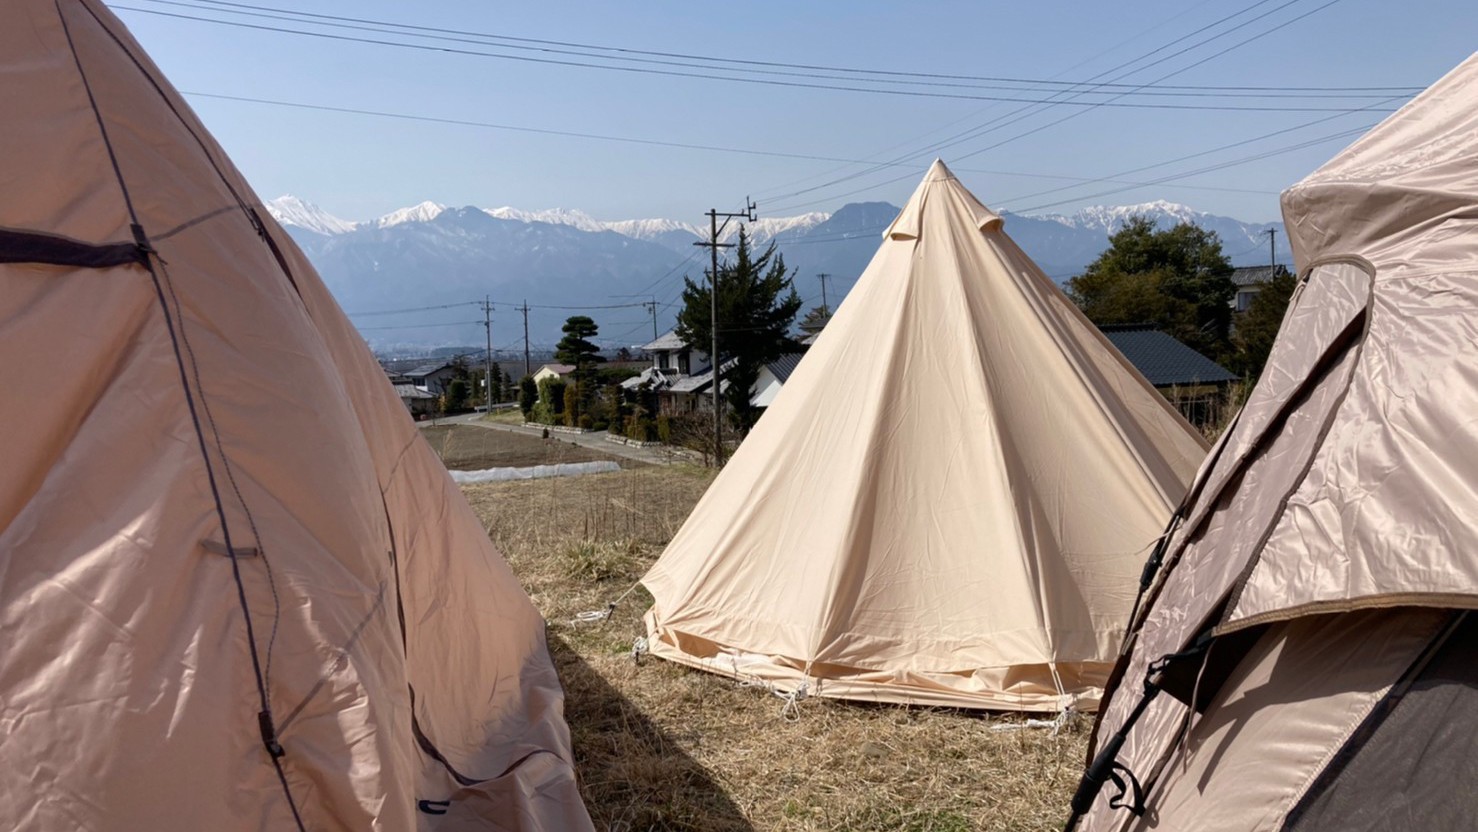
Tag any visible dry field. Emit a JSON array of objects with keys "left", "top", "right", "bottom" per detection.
[
  {"left": 421, "top": 423, "right": 627, "bottom": 470},
  {"left": 457, "top": 458, "right": 1087, "bottom": 831}
]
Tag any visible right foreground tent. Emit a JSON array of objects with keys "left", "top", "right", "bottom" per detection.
[{"left": 1070, "top": 52, "right": 1478, "bottom": 832}]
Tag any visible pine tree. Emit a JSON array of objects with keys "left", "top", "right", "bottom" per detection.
[{"left": 676, "top": 229, "right": 802, "bottom": 435}]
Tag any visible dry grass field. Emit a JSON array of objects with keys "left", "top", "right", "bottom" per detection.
[
  {"left": 421, "top": 423, "right": 627, "bottom": 470},
  {"left": 451, "top": 449, "right": 1089, "bottom": 832}
]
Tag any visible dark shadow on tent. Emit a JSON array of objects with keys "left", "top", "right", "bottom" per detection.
[{"left": 548, "top": 635, "right": 754, "bottom": 832}]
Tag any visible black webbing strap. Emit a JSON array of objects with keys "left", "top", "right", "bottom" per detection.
[
  {"left": 1065, "top": 637, "right": 1214, "bottom": 829},
  {"left": 0, "top": 227, "right": 146, "bottom": 268}
]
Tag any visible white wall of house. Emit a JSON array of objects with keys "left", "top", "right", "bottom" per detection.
[{"left": 750, "top": 367, "right": 784, "bottom": 408}]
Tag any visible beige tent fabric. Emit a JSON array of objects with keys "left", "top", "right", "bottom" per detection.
[
  {"left": 642, "top": 161, "right": 1207, "bottom": 712},
  {"left": 1124, "top": 609, "right": 1448, "bottom": 832},
  {"left": 0, "top": 3, "right": 591, "bottom": 830},
  {"left": 1076, "top": 53, "right": 1478, "bottom": 832}
]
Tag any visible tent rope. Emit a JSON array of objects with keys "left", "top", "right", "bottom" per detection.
[{"left": 569, "top": 579, "right": 645, "bottom": 625}]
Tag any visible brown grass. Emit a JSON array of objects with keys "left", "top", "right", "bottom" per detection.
[
  {"left": 421, "top": 424, "right": 626, "bottom": 470},
  {"left": 460, "top": 466, "right": 1086, "bottom": 831}
]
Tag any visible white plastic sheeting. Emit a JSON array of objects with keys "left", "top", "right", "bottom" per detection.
[{"left": 449, "top": 461, "right": 621, "bottom": 484}]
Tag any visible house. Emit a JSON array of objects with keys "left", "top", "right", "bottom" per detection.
[
  {"left": 393, "top": 383, "right": 438, "bottom": 418},
  {"left": 532, "top": 363, "right": 576, "bottom": 385},
  {"left": 621, "top": 330, "right": 808, "bottom": 415},
  {"left": 406, "top": 362, "right": 460, "bottom": 395},
  {"left": 1230, "top": 264, "right": 1292, "bottom": 312},
  {"left": 750, "top": 353, "right": 805, "bottom": 409},
  {"left": 1098, "top": 323, "right": 1237, "bottom": 427},
  {"left": 620, "top": 330, "right": 711, "bottom": 409}
]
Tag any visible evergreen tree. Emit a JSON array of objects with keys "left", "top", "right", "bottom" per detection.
[
  {"left": 676, "top": 229, "right": 802, "bottom": 435},
  {"left": 518, "top": 375, "right": 537, "bottom": 419},
  {"left": 1068, "top": 216, "right": 1235, "bottom": 360}
]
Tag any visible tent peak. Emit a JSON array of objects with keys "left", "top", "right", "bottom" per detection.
[
  {"left": 924, "top": 158, "right": 956, "bottom": 181},
  {"left": 884, "top": 160, "right": 1002, "bottom": 240}
]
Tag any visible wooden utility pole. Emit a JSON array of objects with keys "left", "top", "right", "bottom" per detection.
[
  {"left": 1267, "top": 228, "right": 1278, "bottom": 268},
  {"left": 693, "top": 198, "right": 757, "bottom": 465},
  {"left": 817, "top": 272, "right": 832, "bottom": 311},
  {"left": 481, "top": 296, "right": 494, "bottom": 406},
  {"left": 643, "top": 297, "right": 659, "bottom": 340},
  {"left": 519, "top": 301, "right": 531, "bottom": 378}
]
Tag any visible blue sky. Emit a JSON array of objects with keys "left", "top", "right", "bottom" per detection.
[{"left": 110, "top": 1, "right": 1475, "bottom": 225}]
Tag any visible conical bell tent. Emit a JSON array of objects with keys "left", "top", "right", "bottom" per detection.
[
  {"left": 641, "top": 161, "right": 1208, "bottom": 711},
  {"left": 1070, "top": 53, "right": 1478, "bottom": 832},
  {"left": 0, "top": 2, "right": 591, "bottom": 829}
]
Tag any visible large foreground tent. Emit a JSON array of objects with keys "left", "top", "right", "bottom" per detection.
[
  {"left": 641, "top": 161, "right": 1208, "bottom": 711},
  {"left": 0, "top": 2, "right": 592, "bottom": 830},
  {"left": 1069, "top": 53, "right": 1478, "bottom": 832}
]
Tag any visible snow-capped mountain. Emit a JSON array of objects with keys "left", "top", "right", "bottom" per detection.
[
  {"left": 264, "top": 195, "right": 357, "bottom": 236},
  {"left": 1040, "top": 200, "right": 1282, "bottom": 255},
  {"left": 267, "top": 192, "right": 1290, "bottom": 348},
  {"left": 484, "top": 206, "right": 608, "bottom": 233},
  {"left": 373, "top": 200, "right": 445, "bottom": 228}
]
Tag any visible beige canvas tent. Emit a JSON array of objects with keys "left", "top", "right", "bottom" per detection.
[
  {"left": 641, "top": 161, "right": 1208, "bottom": 711},
  {"left": 1069, "top": 53, "right": 1478, "bottom": 832},
  {"left": 0, "top": 2, "right": 592, "bottom": 830}
]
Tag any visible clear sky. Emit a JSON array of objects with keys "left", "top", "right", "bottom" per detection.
[{"left": 109, "top": 0, "right": 1476, "bottom": 225}]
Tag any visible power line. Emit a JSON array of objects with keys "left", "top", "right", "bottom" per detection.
[
  {"left": 768, "top": 118, "right": 1374, "bottom": 247},
  {"left": 761, "top": 0, "right": 1357, "bottom": 213},
  {"left": 753, "top": 0, "right": 1305, "bottom": 204},
  {"left": 347, "top": 301, "right": 478, "bottom": 317},
  {"left": 115, "top": 5, "right": 1398, "bottom": 113},
  {"left": 187, "top": 90, "right": 1286, "bottom": 205},
  {"left": 142, "top": 0, "right": 1421, "bottom": 96}
]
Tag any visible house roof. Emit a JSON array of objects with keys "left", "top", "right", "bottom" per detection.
[
  {"left": 535, "top": 363, "right": 576, "bottom": 375},
  {"left": 765, "top": 353, "right": 805, "bottom": 383},
  {"left": 1099, "top": 324, "right": 1237, "bottom": 387},
  {"left": 668, "top": 358, "right": 738, "bottom": 394},
  {"left": 1230, "top": 264, "right": 1290, "bottom": 287},
  {"left": 406, "top": 361, "right": 454, "bottom": 378},
  {"left": 642, "top": 330, "right": 688, "bottom": 351},
  {"left": 393, "top": 383, "right": 435, "bottom": 400}
]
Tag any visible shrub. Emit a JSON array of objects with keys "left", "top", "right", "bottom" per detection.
[
  {"left": 578, "top": 413, "right": 593, "bottom": 430},
  {"left": 656, "top": 414, "right": 671, "bottom": 444},
  {"left": 564, "top": 383, "right": 579, "bottom": 427},
  {"left": 518, "top": 375, "right": 537, "bottom": 419}
]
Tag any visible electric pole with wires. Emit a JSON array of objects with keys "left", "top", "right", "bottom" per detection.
[
  {"left": 480, "top": 296, "right": 494, "bottom": 408},
  {"left": 693, "top": 198, "right": 757, "bottom": 465},
  {"left": 1266, "top": 228, "right": 1278, "bottom": 268},
  {"left": 643, "top": 297, "right": 659, "bottom": 341},
  {"left": 519, "top": 301, "right": 531, "bottom": 378}
]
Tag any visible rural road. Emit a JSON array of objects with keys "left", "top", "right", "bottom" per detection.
[{"left": 422, "top": 412, "right": 685, "bottom": 466}]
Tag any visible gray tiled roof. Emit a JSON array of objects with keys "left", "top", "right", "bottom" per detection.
[
  {"left": 1231, "top": 265, "right": 1289, "bottom": 287},
  {"left": 668, "top": 358, "right": 738, "bottom": 393},
  {"left": 406, "top": 362, "right": 453, "bottom": 378},
  {"left": 766, "top": 353, "right": 805, "bottom": 383},
  {"left": 392, "top": 383, "right": 435, "bottom": 399},
  {"left": 1099, "top": 324, "right": 1237, "bottom": 387},
  {"left": 642, "top": 330, "right": 688, "bottom": 351}
]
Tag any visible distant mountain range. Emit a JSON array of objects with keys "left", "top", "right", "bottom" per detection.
[{"left": 268, "top": 195, "right": 1291, "bottom": 353}]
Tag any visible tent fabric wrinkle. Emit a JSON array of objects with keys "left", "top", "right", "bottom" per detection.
[
  {"left": 642, "top": 159, "right": 1207, "bottom": 712},
  {"left": 1074, "top": 51, "right": 1478, "bottom": 832},
  {"left": 0, "top": 2, "right": 593, "bottom": 829}
]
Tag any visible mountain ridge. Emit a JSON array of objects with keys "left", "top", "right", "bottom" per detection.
[{"left": 265, "top": 195, "right": 1293, "bottom": 351}]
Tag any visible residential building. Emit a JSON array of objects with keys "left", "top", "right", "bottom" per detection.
[
  {"left": 532, "top": 363, "right": 576, "bottom": 385},
  {"left": 1230, "top": 264, "right": 1292, "bottom": 313},
  {"left": 1098, "top": 323, "right": 1238, "bottom": 428}
]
